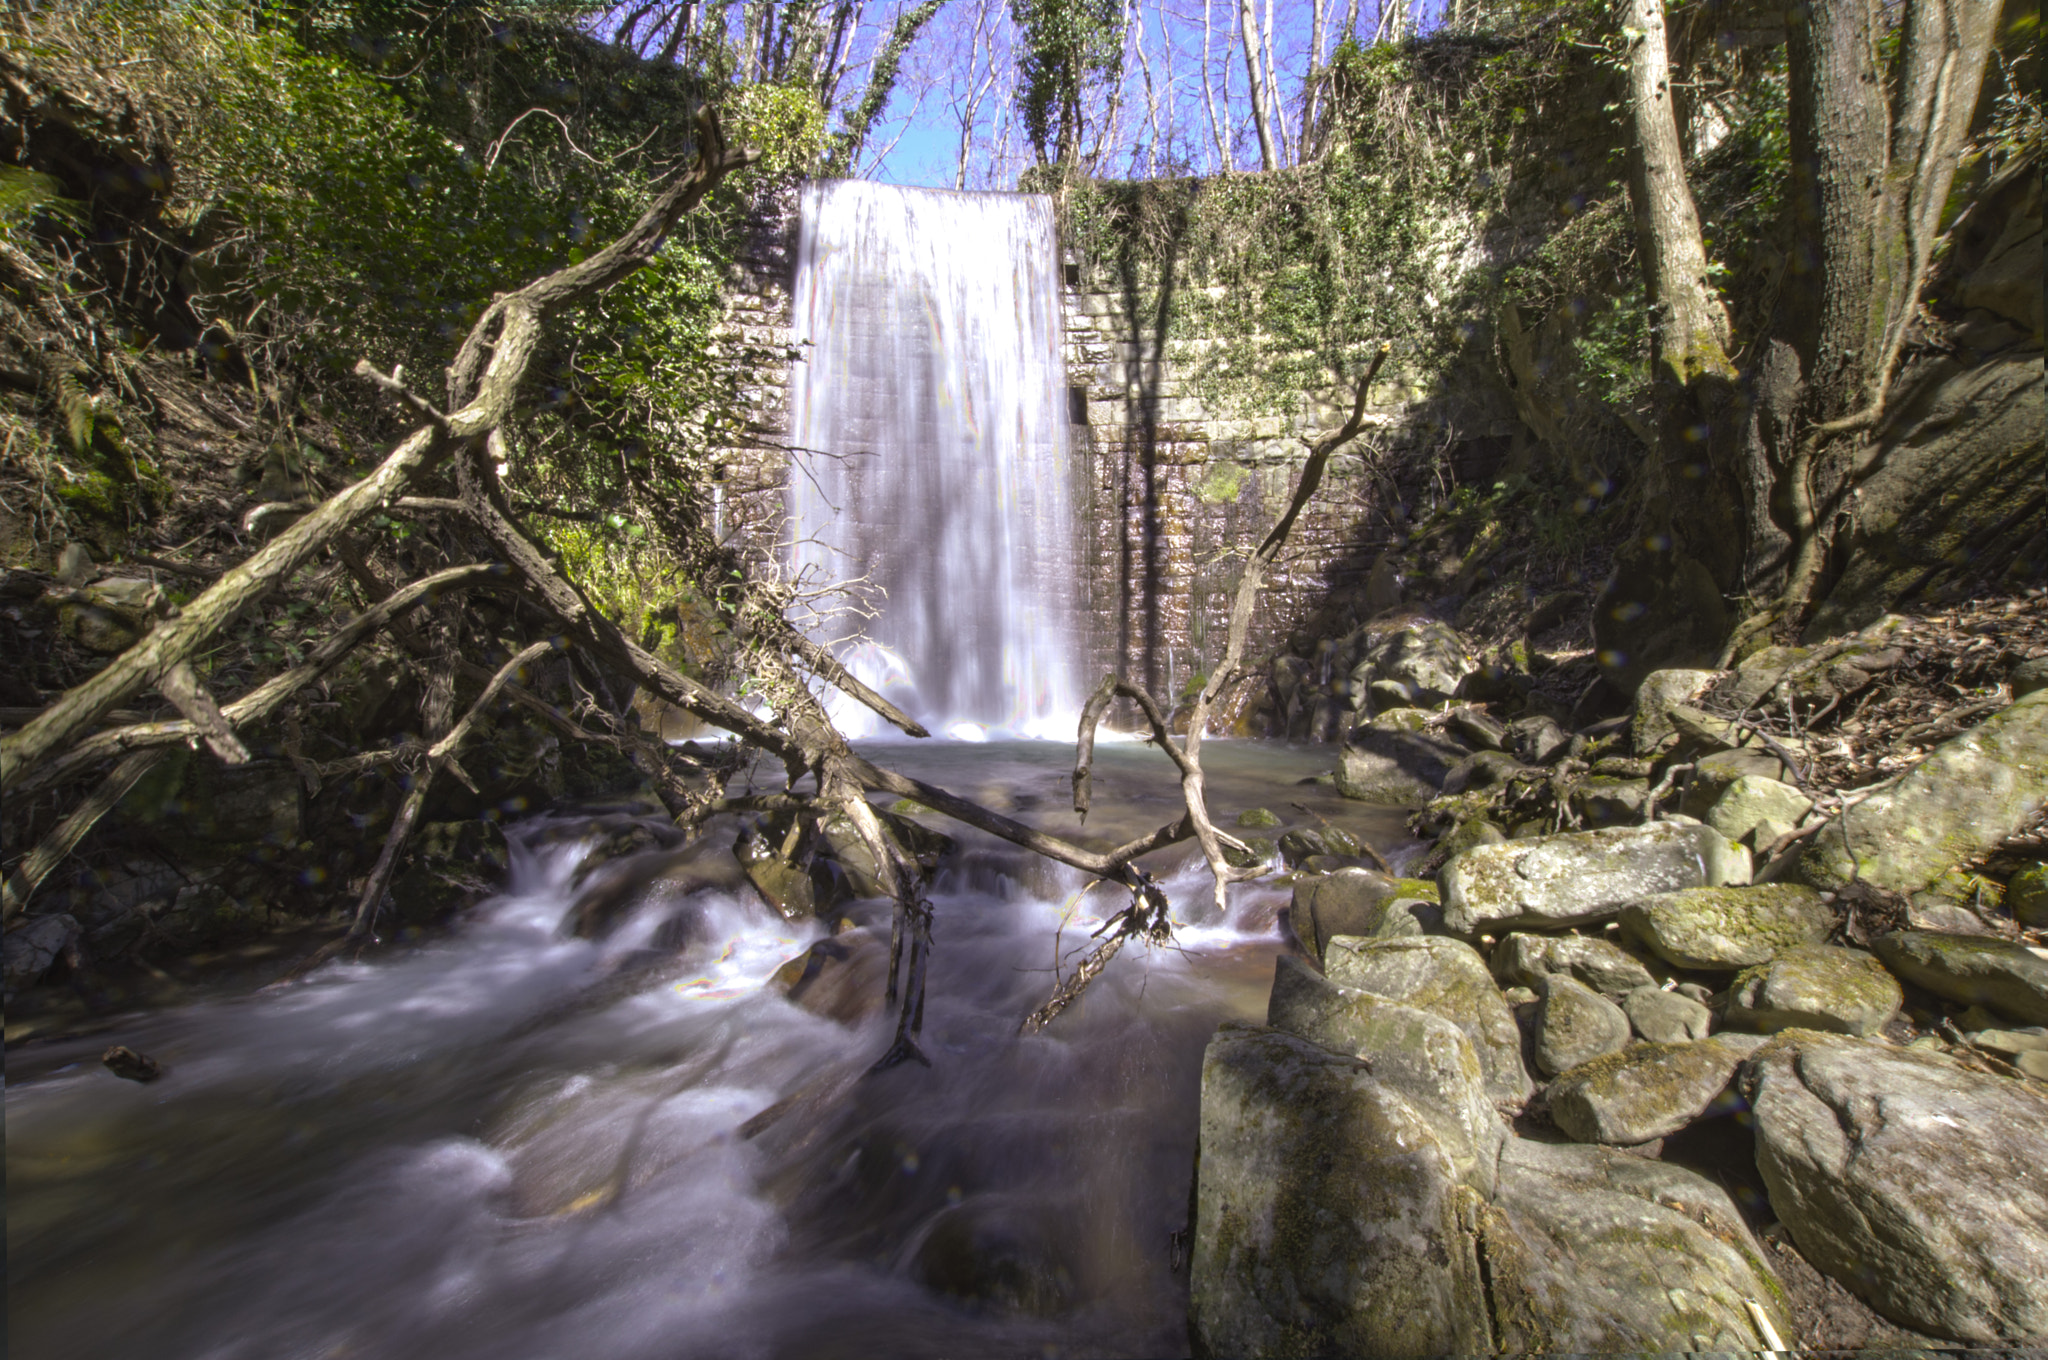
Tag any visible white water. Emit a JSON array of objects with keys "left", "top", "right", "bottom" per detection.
[
  {"left": 786, "top": 182, "right": 1082, "bottom": 741},
  {"left": 9, "top": 743, "right": 1415, "bottom": 1360}
]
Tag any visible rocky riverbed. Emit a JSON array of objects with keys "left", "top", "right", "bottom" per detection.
[{"left": 1190, "top": 602, "right": 2048, "bottom": 1352}]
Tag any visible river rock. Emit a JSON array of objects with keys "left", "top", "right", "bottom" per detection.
[
  {"left": 1533, "top": 974, "right": 1631, "bottom": 1077},
  {"left": 1363, "top": 618, "right": 1474, "bottom": 706},
  {"left": 1798, "top": 689, "right": 2048, "bottom": 897},
  {"left": 1289, "top": 869, "right": 1416, "bottom": 961},
  {"left": 2008, "top": 863, "right": 2048, "bottom": 929},
  {"left": 1482, "top": 1137, "right": 1793, "bottom": 1353},
  {"left": 1324, "top": 934, "right": 1533, "bottom": 1106},
  {"left": 1631, "top": 668, "right": 1725, "bottom": 755},
  {"left": 1621, "top": 984, "right": 1713, "bottom": 1042},
  {"left": 1547, "top": 1036, "right": 1754, "bottom": 1145},
  {"left": 1619, "top": 883, "right": 1833, "bottom": 971},
  {"left": 1742, "top": 1030, "right": 2048, "bottom": 1340},
  {"left": 1505, "top": 714, "right": 1571, "bottom": 766},
  {"left": 1490, "top": 932, "right": 1656, "bottom": 995},
  {"left": 1724, "top": 945, "right": 1902, "bottom": 1036},
  {"left": 1869, "top": 930, "right": 2048, "bottom": 1026},
  {"left": 1678, "top": 746, "right": 1802, "bottom": 817},
  {"left": 1335, "top": 727, "right": 1468, "bottom": 804},
  {"left": 1188, "top": 1024, "right": 1490, "bottom": 1358},
  {"left": 1266, "top": 956, "right": 1504, "bottom": 1189},
  {"left": 1440, "top": 822, "right": 1750, "bottom": 936},
  {"left": 1703, "top": 775, "right": 1812, "bottom": 847}
]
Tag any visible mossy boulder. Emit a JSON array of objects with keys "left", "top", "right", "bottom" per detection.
[
  {"left": 1335, "top": 727, "right": 1468, "bottom": 805},
  {"left": 1569, "top": 776, "right": 1650, "bottom": 827},
  {"left": 1547, "top": 1036, "right": 1757, "bottom": 1145},
  {"left": 1797, "top": 689, "right": 2048, "bottom": 897},
  {"left": 1482, "top": 1138, "right": 1792, "bottom": 1353},
  {"left": 1869, "top": 930, "right": 2048, "bottom": 1026},
  {"left": 1678, "top": 746, "right": 1801, "bottom": 817},
  {"left": 1703, "top": 775, "right": 1813, "bottom": 848},
  {"left": 1619, "top": 883, "right": 1834, "bottom": 972},
  {"left": 1234, "top": 807, "right": 1282, "bottom": 829},
  {"left": 1742, "top": 1030, "right": 2048, "bottom": 1340},
  {"left": 1437, "top": 817, "right": 1504, "bottom": 860},
  {"left": 1440, "top": 822, "right": 1750, "bottom": 937},
  {"left": 1187, "top": 1025, "right": 1491, "bottom": 1359},
  {"left": 1324, "top": 934, "right": 1533, "bottom": 1106},
  {"left": 1267, "top": 955, "right": 1504, "bottom": 1190},
  {"left": 1532, "top": 974, "right": 1631, "bottom": 1077},
  {"left": 1490, "top": 932, "right": 1656, "bottom": 996},
  {"left": 1725, "top": 945, "right": 1902, "bottom": 1036}
]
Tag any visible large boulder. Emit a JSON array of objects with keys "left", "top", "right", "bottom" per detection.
[
  {"left": 1619, "top": 883, "right": 1834, "bottom": 971},
  {"left": 1742, "top": 1031, "right": 2048, "bottom": 1341},
  {"left": 1335, "top": 727, "right": 1469, "bottom": 805},
  {"left": 1291, "top": 869, "right": 1442, "bottom": 960},
  {"left": 1481, "top": 1137, "right": 1792, "bottom": 1353},
  {"left": 1797, "top": 689, "right": 2048, "bottom": 898},
  {"left": 1324, "top": 935, "right": 1534, "bottom": 1106},
  {"left": 2011, "top": 863, "right": 2048, "bottom": 929},
  {"left": 1266, "top": 956, "right": 1504, "bottom": 1189},
  {"left": 1702, "top": 775, "right": 1813, "bottom": 848},
  {"left": 1187, "top": 1025, "right": 1491, "bottom": 1359},
  {"left": 1490, "top": 932, "right": 1656, "bottom": 995},
  {"left": 3, "top": 913, "right": 81, "bottom": 996},
  {"left": 1869, "top": 930, "right": 2048, "bottom": 1026},
  {"left": 1531, "top": 974, "right": 1631, "bottom": 1078},
  {"left": 1724, "top": 945, "right": 1902, "bottom": 1036},
  {"left": 1547, "top": 1035, "right": 1759, "bottom": 1146},
  {"left": 1440, "top": 822, "right": 1750, "bottom": 937}
]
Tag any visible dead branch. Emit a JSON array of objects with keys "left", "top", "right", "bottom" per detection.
[
  {"left": 1, "top": 749, "right": 163, "bottom": 921},
  {"left": 0, "top": 105, "right": 755, "bottom": 791},
  {"left": 158, "top": 661, "right": 250, "bottom": 765},
  {"left": 10, "top": 562, "right": 508, "bottom": 800}
]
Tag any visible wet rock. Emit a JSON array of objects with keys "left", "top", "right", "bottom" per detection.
[
  {"left": 1869, "top": 930, "right": 2048, "bottom": 1026},
  {"left": 1631, "top": 668, "right": 1726, "bottom": 755},
  {"left": 3, "top": 913, "right": 81, "bottom": 994},
  {"left": 1275, "top": 828, "right": 1327, "bottom": 866},
  {"left": 1490, "top": 932, "right": 1656, "bottom": 995},
  {"left": 1532, "top": 974, "right": 1631, "bottom": 1077},
  {"left": 1703, "top": 776, "right": 1813, "bottom": 847},
  {"left": 817, "top": 807, "right": 954, "bottom": 897},
  {"left": 1621, "top": 984, "right": 1713, "bottom": 1042},
  {"left": 1363, "top": 705, "right": 1433, "bottom": 733},
  {"left": 1505, "top": 714, "right": 1570, "bottom": 766},
  {"left": 1335, "top": 726, "right": 1468, "bottom": 805},
  {"left": 1290, "top": 868, "right": 1393, "bottom": 961},
  {"left": 1725, "top": 945, "right": 1902, "bottom": 1036},
  {"left": 1742, "top": 1030, "right": 2048, "bottom": 1340},
  {"left": 1188, "top": 1025, "right": 1490, "bottom": 1359},
  {"left": 1234, "top": 807, "right": 1281, "bottom": 829},
  {"left": 1324, "top": 934, "right": 1533, "bottom": 1106},
  {"left": 100, "top": 1046, "right": 163, "bottom": 1083},
  {"left": 909, "top": 1194, "right": 1076, "bottom": 1315},
  {"left": 1797, "top": 689, "right": 2048, "bottom": 897},
  {"left": 2003, "top": 863, "right": 2048, "bottom": 929},
  {"left": 1445, "top": 749, "right": 1531, "bottom": 792},
  {"left": 1482, "top": 1137, "right": 1792, "bottom": 1352},
  {"left": 1548, "top": 1036, "right": 1755, "bottom": 1145},
  {"left": 772, "top": 929, "right": 890, "bottom": 1025},
  {"left": 1440, "top": 822, "right": 1750, "bottom": 936},
  {"left": 1619, "top": 883, "right": 1834, "bottom": 972},
  {"left": 1267, "top": 956, "right": 1504, "bottom": 1189}
]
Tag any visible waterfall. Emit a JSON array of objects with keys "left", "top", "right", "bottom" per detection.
[{"left": 786, "top": 181, "right": 1081, "bottom": 742}]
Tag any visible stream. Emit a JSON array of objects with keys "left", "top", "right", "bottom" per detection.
[{"left": 6, "top": 740, "right": 1412, "bottom": 1360}]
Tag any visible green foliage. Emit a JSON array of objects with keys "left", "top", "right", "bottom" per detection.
[
  {"left": 825, "top": 0, "right": 943, "bottom": 174},
  {"left": 0, "top": 168, "right": 87, "bottom": 235},
  {"left": 729, "top": 81, "right": 832, "bottom": 178},
  {"left": 1010, "top": 0, "right": 1124, "bottom": 166}
]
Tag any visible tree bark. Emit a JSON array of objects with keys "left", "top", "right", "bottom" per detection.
[{"left": 1237, "top": 0, "right": 1279, "bottom": 170}]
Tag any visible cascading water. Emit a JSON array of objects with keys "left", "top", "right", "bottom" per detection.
[{"left": 786, "top": 182, "right": 1081, "bottom": 741}]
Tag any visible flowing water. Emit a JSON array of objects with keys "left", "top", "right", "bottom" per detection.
[
  {"left": 6, "top": 741, "right": 1411, "bottom": 1360},
  {"left": 785, "top": 182, "right": 1081, "bottom": 742}
]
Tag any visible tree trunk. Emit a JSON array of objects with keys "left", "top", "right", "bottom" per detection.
[
  {"left": 1237, "top": 0, "right": 1278, "bottom": 170},
  {"left": 1623, "top": 0, "right": 1734, "bottom": 388},
  {"left": 1202, "top": 0, "right": 1232, "bottom": 170}
]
